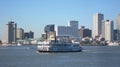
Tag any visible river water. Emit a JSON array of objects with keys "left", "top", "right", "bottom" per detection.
[{"left": 0, "top": 46, "right": 120, "bottom": 67}]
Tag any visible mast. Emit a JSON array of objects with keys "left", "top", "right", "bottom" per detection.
[
  {"left": 45, "top": 31, "right": 47, "bottom": 42},
  {"left": 54, "top": 31, "right": 57, "bottom": 43}
]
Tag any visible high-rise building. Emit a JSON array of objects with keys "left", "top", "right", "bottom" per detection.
[
  {"left": 44, "top": 24, "right": 55, "bottom": 41},
  {"left": 68, "top": 20, "right": 78, "bottom": 37},
  {"left": 93, "top": 13, "right": 104, "bottom": 38},
  {"left": 116, "top": 14, "right": 120, "bottom": 40},
  {"left": 101, "top": 20, "right": 106, "bottom": 38},
  {"left": 41, "top": 34, "right": 46, "bottom": 40},
  {"left": 56, "top": 26, "right": 71, "bottom": 36},
  {"left": 78, "top": 26, "right": 92, "bottom": 38},
  {"left": 78, "top": 26, "right": 85, "bottom": 38},
  {"left": 114, "top": 29, "right": 117, "bottom": 41},
  {"left": 29, "top": 31, "right": 34, "bottom": 38},
  {"left": 24, "top": 31, "right": 34, "bottom": 39},
  {"left": 56, "top": 20, "right": 79, "bottom": 38},
  {"left": 6, "top": 21, "right": 17, "bottom": 44},
  {"left": 104, "top": 20, "right": 114, "bottom": 42},
  {"left": 17, "top": 28, "right": 24, "bottom": 40},
  {"left": 44, "top": 24, "right": 54, "bottom": 32},
  {"left": 24, "top": 32, "right": 29, "bottom": 39}
]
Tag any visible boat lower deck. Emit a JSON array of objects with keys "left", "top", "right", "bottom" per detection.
[{"left": 37, "top": 49, "right": 82, "bottom": 53}]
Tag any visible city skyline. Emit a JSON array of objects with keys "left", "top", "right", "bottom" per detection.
[{"left": 0, "top": 0, "right": 120, "bottom": 40}]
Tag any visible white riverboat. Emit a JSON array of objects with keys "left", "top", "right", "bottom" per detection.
[
  {"left": 37, "top": 40, "right": 82, "bottom": 52},
  {"left": 37, "top": 30, "right": 82, "bottom": 52}
]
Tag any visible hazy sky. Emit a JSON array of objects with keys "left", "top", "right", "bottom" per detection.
[{"left": 0, "top": 0, "right": 120, "bottom": 40}]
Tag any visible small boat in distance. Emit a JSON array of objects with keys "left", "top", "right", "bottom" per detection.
[
  {"left": 17, "top": 42, "right": 21, "bottom": 46},
  {"left": 108, "top": 42, "right": 119, "bottom": 46}
]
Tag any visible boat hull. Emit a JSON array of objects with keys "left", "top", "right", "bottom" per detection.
[
  {"left": 37, "top": 45, "right": 82, "bottom": 53},
  {"left": 38, "top": 49, "right": 82, "bottom": 53}
]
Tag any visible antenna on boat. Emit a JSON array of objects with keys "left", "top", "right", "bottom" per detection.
[
  {"left": 45, "top": 31, "right": 47, "bottom": 42},
  {"left": 54, "top": 31, "right": 57, "bottom": 43}
]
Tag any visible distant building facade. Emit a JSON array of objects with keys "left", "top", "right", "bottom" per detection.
[
  {"left": 43, "top": 24, "right": 55, "bottom": 40},
  {"left": 102, "top": 20, "right": 114, "bottom": 42},
  {"left": 93, "top": 13, "right": 104, "bottom": 38},
  {"left": 68, "top": 21, "right": 79, "bottom": 37},
  {"left": 6, "top": 21, "right": 17, "bottom": 44},
  {"left": 78, "top": 26, "right": 92, "bottom": 38},
  {"left": 17, "top": 28, "right": 24, "bottom": 40},
  {"left": 0, "top": 40, "right": 2, "bottom": 44},
  {"left": 44, "top": 24, "right": 55, "bottom": 32},
  {"left": 56, "top": 26, "right": 71, "bottom": 36},
  {"left": 24, "top": 32, "right": 29, "bottom": 39},
  {"left": 24, "top": 31, "right": 34, "bottom": 39},
  {"left": 29, "top": 31, "right": 34, "bottom": 38},
  {"left": 114, "top": 29, "right": 117, "bottom": 41},
  {"left": 41, "top": 34, "right": 46, "bottom": 40},
  {"left": 116, "top": 14, "right": 120, "bottom": 41},
  {"left": 56, "top": 20, "right": 79, "bottom": 38},
  {"left": 101, "top": 20, "right": 106, "bottom": 38}
]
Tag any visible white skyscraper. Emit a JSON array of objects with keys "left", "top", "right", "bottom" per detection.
[
  {"left": 101, "top": 20, "right": 106, "bottom": 38},
  {"left": 93, "top": 13, "right": 104, "bottom": 38},
  {"left": 17, "top": 28, "right": 24, "bottom": 40},
  {"left": 6, "top": 21, "right": 17, "bottom": 44},
  {"left": 116, "top": 14, "right": 120, "bottom": 40},
  {"left": 104, "top": 20, "right": 114, "bottom": 42}
]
